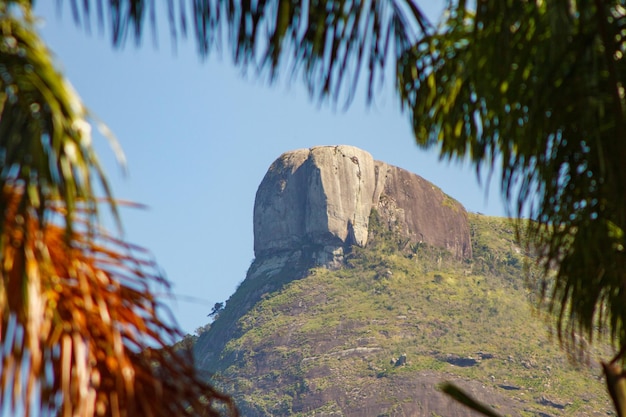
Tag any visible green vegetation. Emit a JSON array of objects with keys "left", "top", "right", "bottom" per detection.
[{"left": 198, "top": 212, "right": 613, "bottom": 416}]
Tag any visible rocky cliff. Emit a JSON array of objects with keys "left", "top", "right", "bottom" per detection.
[{"left": 253, "top": 145, "right": 471, "bottom": 270}]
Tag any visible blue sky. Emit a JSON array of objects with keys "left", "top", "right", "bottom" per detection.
[{"left": 33, "top": 2, "right": 506, "bottom": 336}]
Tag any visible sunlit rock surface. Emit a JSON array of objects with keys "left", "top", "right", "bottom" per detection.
[{"left": 253, "top": 145, "right": 472, "bottom": 266}]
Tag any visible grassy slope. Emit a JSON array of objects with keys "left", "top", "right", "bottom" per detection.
[{"left": 197, "top": 213, "right": 613, "bottom": 416}]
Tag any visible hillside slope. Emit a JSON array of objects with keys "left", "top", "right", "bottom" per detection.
[{"left": 193, "top": 213, "right": 613, "bottom": 416}]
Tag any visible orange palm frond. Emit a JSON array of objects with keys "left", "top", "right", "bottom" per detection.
[{"left": 0, "top": 185, "right": 236, "bottom": 417}]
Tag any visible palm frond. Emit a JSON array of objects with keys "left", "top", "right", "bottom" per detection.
[
  {"left": 398, "top": 0, "right": 626, "bottom": 355},
  {"left": 439, "top": 382, "right": 504, "bottom": 417},
  {"left": 0, "top": 5, "right": 238, "bottom": 415},
  {"left": 58, "top": 0, "right": 432, "bottom": 103},
  {"left": 0, "top": 185, "right": 236, "bottom": 417},
  {"left": 0, "top": 3, "right": 123, "bottom": 235}
]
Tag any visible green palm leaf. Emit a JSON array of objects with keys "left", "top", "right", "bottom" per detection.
[
  {"left": 399, "top": 0, "right": 626, "bottom": 355},
  {"left": 61, "top": 0, "right": 432, "bottom": 103},
  {"left": 0, "top": 3, "right": 122, "bottom": 234}
]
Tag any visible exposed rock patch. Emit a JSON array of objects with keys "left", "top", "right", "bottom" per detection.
[
  {"left": 438, "top": 353, "right": 480, "bottom": 367},
  {"left": 373, "top": 162, "right": 471, "bottom": 259}
]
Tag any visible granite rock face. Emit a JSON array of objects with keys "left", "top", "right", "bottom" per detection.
[
  {"left": 253, "top": 145, "right": 472, "bottom": 266},
  {"left": 373, "top": 162, "right": 472, "bottom": 259}
]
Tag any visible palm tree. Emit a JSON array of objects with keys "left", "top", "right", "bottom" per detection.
[
  {"left": 0, "top": 2, "right": 237, "bottom": 416},
  {"left": 397, "top": 1, "right": 626, "bottom": 415},
  {"left": 5, "top": 0, "right": 626, "bottom": 415}
]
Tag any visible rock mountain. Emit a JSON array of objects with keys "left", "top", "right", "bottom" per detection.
[
  {"left": 193, "top": 146, "right": 611, "bottom": 417},
  {"left": 197, "top": 145, "right": 474, "bottom": 370}
]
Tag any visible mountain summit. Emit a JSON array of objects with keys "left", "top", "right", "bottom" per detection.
[{"left": 254, "top": 145, "right": 471, "bottom": 269}]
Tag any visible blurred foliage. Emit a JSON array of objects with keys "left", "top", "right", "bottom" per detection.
[
  {"left": 0, "top": 187, "right": 235, "bottom": 417},
  {"left": 395, "top": 1, "right": 626, "bottom": 413},
  {"left": 0, "top": 1, "right": 235, "bottom": 415},
  {"left": 398, "top": 0, "right": 626, "bottom": 360},
  {"left": 439, "top": 383, "right": 504, "bottom": 417},
  {"left": 60, "top": 0, "right": 431, "bottom": 104}
]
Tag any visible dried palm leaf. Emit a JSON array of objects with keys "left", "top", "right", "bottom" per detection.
[{"left": 0, "top": 185, "right": 237, "bottom": 417}]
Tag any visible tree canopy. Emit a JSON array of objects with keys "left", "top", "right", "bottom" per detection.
[{"left": 61, "top": 0, "right": 432, "bottom": 103}]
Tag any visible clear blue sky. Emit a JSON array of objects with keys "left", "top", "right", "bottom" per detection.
[{"left": 33, "top": 2, "right": 506, "bottom": 336}]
